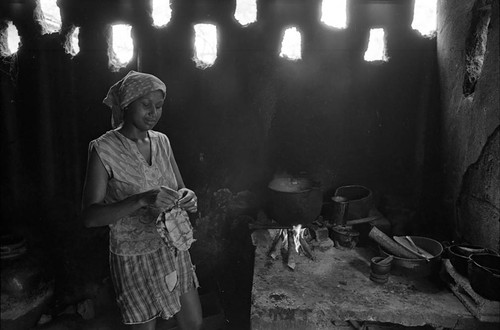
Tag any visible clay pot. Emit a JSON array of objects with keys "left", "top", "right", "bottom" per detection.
[
  {"left": 1, "top": 234, "right": 54, "bottom": 330},
  {"left": 1, "top": 235, "right": 45, "bottom": 298}
]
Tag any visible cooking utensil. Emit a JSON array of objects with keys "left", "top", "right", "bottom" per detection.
[
  {"left": 332, "top": 185, "right": 373, "bottom": 220},
  {"left": 445, "top": 243, "right": 498, "bottom": 277},
  {"left": 406, "top": 236, "right": 433, "bottom": 258},
  {"left": 331, "top": 225, "right": 360, "bottom": 249},
  {"left": 332, "top": 196, "right": 349, "bottom": 226},
  {"left": 379, "top": 236, "right": 443, "bottom": 278},
  {"left": 267, "top": 177, "right": 323, "bottom": 226},
  {"left": 393, "top": 236, "right": 430, "bottom": 261},
  {"left": 468, "top": 254, "right": 500, "bottom": 301}
]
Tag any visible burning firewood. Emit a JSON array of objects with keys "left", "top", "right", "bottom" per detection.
[
  {"left": 267, "top": 229, "right": 283, "bottom": 259},
  {"left": 286, "top": 230, "right": 297, "bottom": 270},
  {"left": 299, "top": 236, "right": 315, "bottom": 260}
]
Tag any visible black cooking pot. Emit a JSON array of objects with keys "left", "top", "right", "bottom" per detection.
[
  {"left": 468, "top": 254, "right": 500, "bottom": 301},
  {"left": 267, "top": 177, "right": 323, "bottom": 226},
  {"left": 445, "top": 243, "right": 497, "bottom": 278}
]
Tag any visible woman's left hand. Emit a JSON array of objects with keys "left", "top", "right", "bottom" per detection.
[{"left": 177, "top": 188, "right": 198, "bottom": 213}]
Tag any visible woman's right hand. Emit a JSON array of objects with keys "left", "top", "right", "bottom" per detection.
[{"left": 138, "top": 187, "right": 180, "bottom": 210}]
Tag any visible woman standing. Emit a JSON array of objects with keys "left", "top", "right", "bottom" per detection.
[{"left": 81, "top": 71, "right": 202, "bottom": 330}]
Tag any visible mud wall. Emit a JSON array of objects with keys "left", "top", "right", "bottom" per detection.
[{"left": 437, "top": 0, "right": 499, "bottom": 251}]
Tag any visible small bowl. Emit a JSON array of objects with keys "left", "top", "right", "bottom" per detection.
[{"left": 468, "top": 254, "right": 500, "bottom": 301}]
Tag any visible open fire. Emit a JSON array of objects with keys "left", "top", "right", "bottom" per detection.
[{"left": 267, "top": 224, "right": 315, "bottom": 270}]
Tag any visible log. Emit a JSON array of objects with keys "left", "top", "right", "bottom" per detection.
[
  {"left": 368, "top": 226, "right": 419, "bottom": 259},
  {"left": 299, "top": 236, "right": 315, "bottom": 260},
  {"left": 267, "top": 229, "right": 283, "bottom": 258}
]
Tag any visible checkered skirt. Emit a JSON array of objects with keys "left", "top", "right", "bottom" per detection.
[{"left": 109, "top": 245, "right": 199, "bottom": 324}]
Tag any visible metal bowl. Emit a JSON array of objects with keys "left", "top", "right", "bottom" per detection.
[{"left": 379, "top": 236, "right": 443, "bottom": 278}]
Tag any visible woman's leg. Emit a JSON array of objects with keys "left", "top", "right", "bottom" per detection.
[
  {"left": 175, "top": 288, "right": 203, "bottom": 330},
  {"left": 129, "top": 318, "right": 156, "bottom": 330}
]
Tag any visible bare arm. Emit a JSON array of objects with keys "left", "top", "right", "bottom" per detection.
[{"left": 81, "top": 148, "right": 160, "bottom": 227}]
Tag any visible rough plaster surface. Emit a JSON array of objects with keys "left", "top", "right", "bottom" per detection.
[
  {"left": 250, "top": 230, "right": 473, "bottom": 329},
  {"left": 437, "top": 0, "right": 500, "bottom": 248},
  {"left": 458, "top": 128, "right": 500, "bottom": 251}
]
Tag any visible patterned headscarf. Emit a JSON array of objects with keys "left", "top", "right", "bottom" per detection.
[{"left": 103, "top": 70, "right": 167, "bottom": 128}]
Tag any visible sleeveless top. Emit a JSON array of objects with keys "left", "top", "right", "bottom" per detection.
[{"left": 89, "top": 129, "right": 178, "bottom": 256}]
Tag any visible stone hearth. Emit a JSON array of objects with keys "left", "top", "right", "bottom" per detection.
[{"left": 250, "top": 229, "right": 481, "bottom": 330}]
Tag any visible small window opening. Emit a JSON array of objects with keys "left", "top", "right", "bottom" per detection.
[
  {"left": 235, "top": 0, "right": 257, "bottom": 26},
  {"left": 321, "top": 0, "right": 347, "bottom": 29},
  {"left": 152, "top": 0, "right": 172, "bottom": 27},
  {"left": 64, "top": 26, "right": 80, "bottom": 56},
  {"left": 364, "top": 28, "right": 388, "bottom": 62},
  {"left": 39, "top": 0, "right": 62, "bottom": 34},
  {"left": 411, "top": 0, "right": 437, "bottom": 38},
  {"left": 279, "top": 27, "right": 302, "bottom": 61},
  {"left": 1, "top": 22, "right": 20, "bottom": 56},
  {"left": 193, "top": 24, "right": 217, "bottom": 69},
  {"left": 109, "top": 24, "right": 134, "bottom": 70}
]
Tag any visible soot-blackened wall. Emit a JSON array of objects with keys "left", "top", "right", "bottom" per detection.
[{"left": 437, "top": 0, "right": 499, "bottom": 251}]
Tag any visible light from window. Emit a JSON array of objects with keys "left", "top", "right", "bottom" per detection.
[
  {"left": 5, "top": 22, "right": 21, "bottom": 55},
  {"left": 152, "top": 0, "right": 172, "bottom": 27},
  {"left": 235, "top": 0, "right": 257, "bottom": 26},
  {"left": 411, "top": 0, "right": 437, "bottom": 37},
  {"left": 364, "top": 28, "right": 388, "bottom": 62},
  {"left": 39, "top": 0, "right": 61, "bottom": 34},
  {"left": 111, "top": 24, "right": 134, "bottom": 66},
  {"left": 279, "top": 27, "right": 302, "bottom": 61},
  {"left": 193, "top": 24, "right": 217, "bottom": 69},
  {"left": 69, "top": 27, "right": 80, "bottom": 56},
  {"left": 321, "top": 0, "right": 347, "bottom": 29}
]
